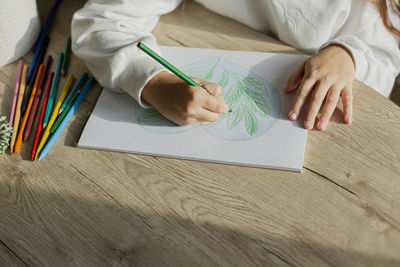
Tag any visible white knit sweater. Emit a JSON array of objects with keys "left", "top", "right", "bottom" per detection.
[{"left": 71, "top": 0, "right": 400, "bottom": 107}]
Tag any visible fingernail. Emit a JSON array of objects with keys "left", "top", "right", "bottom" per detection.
[
  {"left": 289, "top": 112, "right": 297, "bottom": 120},
  {"left": 304, "top": 121, "right": 312, "bottom": 129},
  {"left": 346, "top": 116, "right": 352, "bottom": 124},
  {"left": 318, "top": 121, "right": 326, "bottom": 130}
]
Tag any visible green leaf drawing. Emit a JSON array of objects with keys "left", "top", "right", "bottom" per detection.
[
  {"left": 216, "top": 69, "right": 229, "bottom": 88},
  {"left": 227, "top": 101, "right": 245, "bottom": 129},
  {"left": 223, "top": 73, "right": 271, "bottom": 136},
  {"left": 244, "top": 91, "right": 269, "bottom": 118},
  {"left": 201, "top": 69, "right": 214, "bottom": 81},
  {"left": 181, "top": 59, "right": 272, "bottom": 137},
  {"left": 244, "top": 109, "right": 258, "bottom": 136},
  {"left": 234, "top": 74, "right": 267, "bottom": 95},
  {"left": 138, "top": 108, "right": 163, "bottom": 123},
  {"left": 224, "top": 81, "right": 243, "bottom": 106},
  {"left": 243, "top": 76, "right": 267, "bottom": 94}
]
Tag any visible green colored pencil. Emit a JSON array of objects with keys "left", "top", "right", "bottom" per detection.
[
  {"left": 50, "top": 89, "right": 79, "bottom": 133},
  {"left": 137, "top": 42, "right": 232, "bottom": 112},
  {"left": 61, "top": 37, "right": 71, "bottom": 76},
  {"left": 43, "top": 52, "right": 63, "bottom": 128},
  {"left": 50, "top": 86, "right": 81, "bottom": 133}
]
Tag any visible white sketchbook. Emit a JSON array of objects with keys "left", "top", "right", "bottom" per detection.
[{"left": 77, "top": 46, "right": 308, "bottom": 172}]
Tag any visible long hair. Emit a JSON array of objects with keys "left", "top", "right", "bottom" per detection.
[{"left": 373, "top": 0, "right": 400, "bottom": 38}]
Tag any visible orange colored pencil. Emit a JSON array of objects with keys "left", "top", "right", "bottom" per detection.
[
  {"left": 10, "top": 64, "right": 28, "bottom": 153},
  {"left": 24, "top": 63, "right": 46, "bottom": 141},
  {"left": 14, "top": 65, "right": 45, "bottom": 154}
]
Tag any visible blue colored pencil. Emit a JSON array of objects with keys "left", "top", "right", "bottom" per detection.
[
  {"left": 59, "top": 72, "right": 88, "bottom": 115},
  {"left": 38, "top": 77, "right": 95, "bottom": 162},
  {"left": 43, "top": 52, "right": 63, "bottom": 128},
  {"left": 27, "top": 0, "right": 62, "bottom": 83},
  {"left": 22, "top": 36, "right": 49, "bottom": 115}
]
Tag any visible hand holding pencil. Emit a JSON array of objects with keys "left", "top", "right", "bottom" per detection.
[
  {"left": 142, "top": 71, "right": 230, "bottom": 126},
  {"left": 138, "top": 42, "right": 230, "bottom": 126}
]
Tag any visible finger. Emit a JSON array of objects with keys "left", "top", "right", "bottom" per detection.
[
  {"left": 178, "top": 117, "right": 198, "bottom": 126},
  {"left": 284, "top": 61, "right": 305, "bottom": 93},
  {"left": 304, "top": 80, "right": 332, "bottom": 129},
  {"left": 317, "top": 85, "right": 342, "bottom": 131},
  {"left": 192, "top": 78, "right": 223, "bottom": 97},
  {"left": 195, "top": 107, "right": 220, "bottom": 122},
  {"left": 202, "top": 93, "right": 230, "bottom": 114},
  {"left": 288, "top": 77, "right": 316, "bottom": 121},
  {"left": 341, "top": 84, "right": 353, "bottom": 124}
]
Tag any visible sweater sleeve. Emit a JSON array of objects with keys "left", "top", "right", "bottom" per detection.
[
  {"left": 71, "top": 0, "right": 181, "bottom": 107},
  {"left": 321, "top": 0, "right": 400, "bottom": 97}
]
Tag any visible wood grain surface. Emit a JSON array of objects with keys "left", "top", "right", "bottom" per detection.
[{"left": 0, "top": 0, "right": 399, "bottom": 266}]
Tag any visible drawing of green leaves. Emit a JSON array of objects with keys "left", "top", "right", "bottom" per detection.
[
  {"left": 227, "top": 101, "right": 244, "bottom": 129},
  {"left": 224, "top": 81, "right": 243, "bottom": 106},
  {"left": 183, "top": 58, "right": 271, "bottom": 137},
  {"left": 244, "top": 91, "right": 269, "bottom": 118},
  {"left": 244, "top": 109, "right": 258, "bottom": 136},
  {"left": 234, "top": 74, "right": 265, "bottom": 94},
  {"left": 223, "top": 73, "right": 270, "bottom": 136},
  {"left": 216, "top": 69, "right": 229, "bottom": 88},
  {"left": 138, "top": 108, "right": 163, "bottom": 123},
  {"left": 244, "top": 76, "right": 267, "bottom": 95},
  {"left": 201, "top": 69, "right": 214, "bottom": 81}
]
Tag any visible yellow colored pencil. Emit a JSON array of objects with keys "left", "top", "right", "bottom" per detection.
[
  {"left": 35, "top": 74, "right": 75, "bottom": 159},
  {"left": 10, "top": 64, "right": 28, "bottom": 153}
]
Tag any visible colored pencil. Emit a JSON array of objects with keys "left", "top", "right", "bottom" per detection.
[
  {"left": 10, "top": 64, "right": 28, "bottom": 153},
  {"left": 35, "top": 74, "right": 75, "bottom": 158},
  {"left": 14, "top": 65, "right": 45, "bottom": 154},
  {"left": 22, "top": 36, "right": 49, "bottom": 115},
  {"left": 59, "top": 72, "right": 88, "bottom": 115},
  {"left": 51, "top": 88, "right": 79, "bottom": 133},
  {"left": 31, "top": 72, "right": 54, "bottom": 160},
  {"left": 10, "top": 60, "right": 24, "bottom": 125},
  {"left": 24, "top": 55, "right": 53, "bottom": 141},
  {"left": 26, "top": 0, "right": 62, "bottom": 83},
  {"left": 137, "top": 42, "right": 232, "bottom": 112},
  {"left": 38, "top": 77, "right": 95, "bottom": 161},
  {"left": 23, "top": 64, "right": 45, "bottom": 141},
  {"left": 61, "top": 37, "right": 71, "bottom": 76},
  {"left": 43, "top": 52, "right": 64, "bottom": 128}
]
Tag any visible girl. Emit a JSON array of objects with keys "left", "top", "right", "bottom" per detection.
[{"left": 71, "top": 0, "right": 400, "bottom": 130}]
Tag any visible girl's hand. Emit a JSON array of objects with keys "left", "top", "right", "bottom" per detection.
[
  {"left": 142, "top": 71, "right": 230, "bottom": 126},
  {"left": 284, "top": 45, "right": 355, "bottom": 131}
]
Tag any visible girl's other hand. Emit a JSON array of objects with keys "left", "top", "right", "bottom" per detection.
[
  {"left": 141, "top": 71, "right": 230, "bottom": 126},
  {"left": 284, "top": 45, "right": 355, "bottom": 131}
]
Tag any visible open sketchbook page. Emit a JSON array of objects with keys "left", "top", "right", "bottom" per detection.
[{"left": 78, "top": 46, "right": 308, "bottom": 172}]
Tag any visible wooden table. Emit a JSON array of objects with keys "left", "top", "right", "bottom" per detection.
[{"left": 1, "top": 1, "right": 400, "bottom": 266}]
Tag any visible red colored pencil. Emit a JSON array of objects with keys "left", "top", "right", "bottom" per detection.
[
  {"left": 24, "top": 56, "right": 53, "bottom": 141},
  {"left": 31, "top": 72, "right": 54, "bottom": 160}
]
